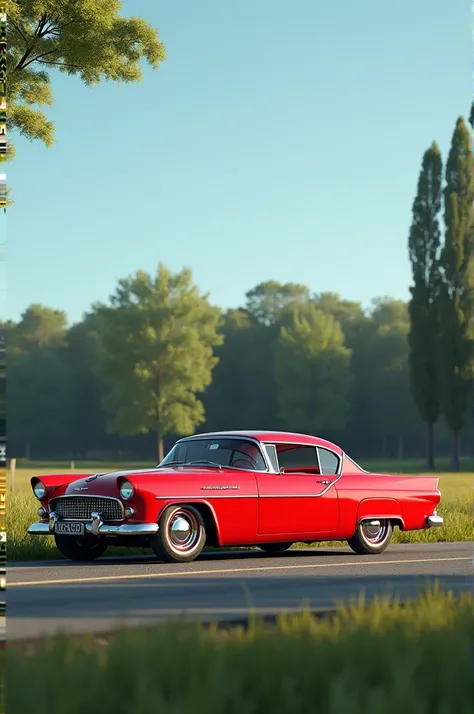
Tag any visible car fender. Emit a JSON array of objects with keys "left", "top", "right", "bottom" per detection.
[
  {"left": 156, "top": 498, "right": 222, "bottom": 545},
  {"left": 356, "top": 497, "right": 405, "bottom": 529}
]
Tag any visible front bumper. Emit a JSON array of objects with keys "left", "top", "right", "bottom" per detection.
[
  {"left": 426, "top": 514, "right": 443, "bottom": 528},
  {"left": 28, "top": 515, "right": 159, "bottom": 537}
]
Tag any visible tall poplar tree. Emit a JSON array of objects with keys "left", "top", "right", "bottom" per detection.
[
  {"left": 407, "top": 143, "right": 442, "bottom": 470},
  {"left": 438, "top": 117, "right": 474, "bottom": 470}
]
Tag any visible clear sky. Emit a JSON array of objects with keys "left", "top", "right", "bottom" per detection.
[{"left": 4, "top": 0, "right": 472, "bottom": 325}]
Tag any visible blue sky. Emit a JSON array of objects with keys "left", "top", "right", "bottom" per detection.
[{"left": 3, "top": 0, "right": 472, "bottom": 325}]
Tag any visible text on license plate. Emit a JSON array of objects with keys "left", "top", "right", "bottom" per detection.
[{"left": 55, "top": 522, "right": 85, "bottom": 536}]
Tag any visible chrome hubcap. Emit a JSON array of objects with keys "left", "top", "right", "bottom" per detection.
[
  {"left": 361, "top": 519, "right": 389, "bottom": 544},
  {"left": 168, "top": 510, "right": 199, "bottom": 552}
]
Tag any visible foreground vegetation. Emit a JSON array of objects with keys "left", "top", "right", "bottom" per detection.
[
  {"left": 8, "top": 462, "right": 474, "bottom": 561},
  {"left": 8, "top": 589, "right": 474, "bottom": 714}
]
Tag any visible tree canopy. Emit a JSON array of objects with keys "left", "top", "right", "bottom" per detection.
[
  {"left": 92, "top": 264, "right": 222, "bottom": 462},
  {"left": 438, "top": 117, "right": 474, "bottom": 469},
  {"left": 274, "top": 304, "right": 351, "bottom": 434},
  {"left": 7, "top": 0, "right": 166, "bottom": 152},
  {"left": 407, "top": 142, "right": 443, "bottom": 469}
]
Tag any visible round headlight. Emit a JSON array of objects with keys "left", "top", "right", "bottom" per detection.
[
  {"left": 33, "top": 481, "right": 46, "bottom": 499},
  {"left": 120, "top": 480, "right": 134, "bottom": 500}
]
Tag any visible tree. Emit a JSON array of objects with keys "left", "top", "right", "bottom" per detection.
[
  {"left": 7, "top": 0, "right": 166, "bottom": 152},
  {"left": 6, "top": 304, "right": 71, "bottom": 457},
  {"left": 10, "top": 303, "right": 67, "bottom": 353},
  {"left": 407, "top": 143, "right": 443, "bottom": 470},
  {"left": 313, "top": 292, "right": 367, "bottom": 348},
  {"left": 8, "top": 348, "right": 72, "bottom": 457},
  {"left": 245, "top": 281, "right": 311, "bottom": 326},
  {"left": 93, "top": 264, "right": 223, "bottom": 462},
  {"left": 274, "top": 304, "right": 351, "bottom": 434},
  {"left": 63, "top": 313, "right": 109, "bottom": 456},
  {"left": 438, "top": 117, "right": 474, "bottom": 471}
]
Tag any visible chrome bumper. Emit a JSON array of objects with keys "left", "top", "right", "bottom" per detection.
[
  {"left": 426, "top": 514, "right": 444, "bottom": 528},
  {"left": 28, "top": 521, "right": 159, "bottom": 536}
]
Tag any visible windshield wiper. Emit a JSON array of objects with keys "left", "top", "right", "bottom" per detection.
[
  {"left": 188, "top": 460, "right": 222, "bottom": 468},
  {"left": 157, "top": 460, "right": 184, "bottom": 468}
]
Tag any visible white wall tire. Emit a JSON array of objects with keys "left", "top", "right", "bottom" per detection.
[
  {"left": 151, "top": 505, "right": 207, "bottom": 563},
  {"left": 347, "top": 519, "right": 393, "bottom": 555}
]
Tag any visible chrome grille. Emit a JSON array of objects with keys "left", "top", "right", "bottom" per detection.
[{"left": 49, "top": 496, "right": 124, "bottom": 522}]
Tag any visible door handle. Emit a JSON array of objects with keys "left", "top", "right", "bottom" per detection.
[{"left": 317, "top": 479, "right": 330, "bottom": 485}]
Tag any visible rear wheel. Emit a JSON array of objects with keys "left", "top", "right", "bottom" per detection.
[
  {"left": 151, "top": 505, "right": 207, "bottom": 563},
  {"left": 259, "top": 542, "right": 293, "bottom": 554},
  {"left": 347, "top": 519, "right": 393, "bottom": 555},
  {"left": 54, "top": 534, "right": 108, "bottom": 561}
]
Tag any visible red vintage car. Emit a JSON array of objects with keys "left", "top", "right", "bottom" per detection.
[{"left": 28, "top": 430, "right": 443, "bottom": 563}]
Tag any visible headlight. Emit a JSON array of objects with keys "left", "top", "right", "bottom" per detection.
[
  {"left": 120, "top": 480, "right": 134, "bottom": 500},
  {"left": 33, "top": 481, "right": 46, "bottom": 499}
]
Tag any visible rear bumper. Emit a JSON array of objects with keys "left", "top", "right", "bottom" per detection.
[
  {"left": 426, "top": 514, "right": 444, "bottom": 528},
  {"left": 28, "top": 521, "right": 159, "bottom": 537}
]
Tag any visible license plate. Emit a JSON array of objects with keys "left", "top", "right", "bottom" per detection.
[{"left": 54, "top": 522, "right": 84, "bottom": 536}]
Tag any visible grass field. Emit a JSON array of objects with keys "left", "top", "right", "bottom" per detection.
[
  {"left": 7, "top": 588, "right": 474, "bottom": 714},
  {"left": 7, "top": 460, "right": 474, "bottom": 561}
]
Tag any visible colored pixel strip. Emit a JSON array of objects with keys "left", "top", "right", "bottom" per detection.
[
  {"left": 0, "top": 0, "right": 5, "bottom": 664},
  {"left": 0, "top": 0, "right": 5, "bottom": 212}
]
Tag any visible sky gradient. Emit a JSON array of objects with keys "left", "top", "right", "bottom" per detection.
[{"left": 4, "top": 0, "right": 472, "bottom": 325}]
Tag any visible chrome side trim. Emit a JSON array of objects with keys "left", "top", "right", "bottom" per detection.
[
  {"left": 154, "top": 490, "right": 340, "bottom": 500},
  {"left": 427, "top": 514, "right": 443, "bottom": 528},
  {"left": 28, "top": 522, "right": 159, "bottom": 536}
]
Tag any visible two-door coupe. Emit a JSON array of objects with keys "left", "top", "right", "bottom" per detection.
[{"left": 28, "top": 430, "right": 443, "bottom": 563}]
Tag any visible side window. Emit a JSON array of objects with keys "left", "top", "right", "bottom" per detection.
[
  {"left": 263, "top": 444, "right": 279, "bottom": 472},
  {"left": 277, "top": 446, "right": 319, "bottom": 472},
  {"left": 318, "top": 448, "right": 339, "bottom": 475}
]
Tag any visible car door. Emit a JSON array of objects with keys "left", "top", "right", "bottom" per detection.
[{"left": 257, "top": 444, "right": 340, "bottom": 536}]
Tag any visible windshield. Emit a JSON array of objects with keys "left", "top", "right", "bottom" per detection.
[{"left": 159, "top": 437, "right": 267, "bottom": 471}]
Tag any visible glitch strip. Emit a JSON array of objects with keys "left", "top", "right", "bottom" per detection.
[{"left": 0, "top": 0, "right": 5, "bottom": 214}]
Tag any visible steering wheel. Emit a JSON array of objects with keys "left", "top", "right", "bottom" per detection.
[{"left": 231, "top": 458, "right": 255, "bottom": 470}]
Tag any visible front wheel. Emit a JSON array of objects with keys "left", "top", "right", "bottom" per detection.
[
  {"left": 54, "top": 534, "right": 108, "bottom": 561},
  {"left": 151, "top": 505, "right": 207, "bottom": 563},
  {"left": 259, "top": 542, "right": 293, "bottom": 554},
  {"left": 347, "top": 519, "right": 393, "bottom": 555}
]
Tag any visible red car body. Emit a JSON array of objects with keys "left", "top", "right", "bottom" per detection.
[{"left": 28, "top": 430, "right": 443, "bottom": 563}]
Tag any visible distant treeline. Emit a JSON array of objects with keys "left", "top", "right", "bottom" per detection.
[{"left": 4, "top": 277, "right": 473, "bottom": 465}]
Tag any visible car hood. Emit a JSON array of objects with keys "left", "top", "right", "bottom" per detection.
[{"left": 62, "top": 468, "right": 157, "bottom": 496}]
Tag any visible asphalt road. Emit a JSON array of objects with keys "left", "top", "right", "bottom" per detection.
[{"left": 7, "top": 541, "right": 473, "bottom": 641}]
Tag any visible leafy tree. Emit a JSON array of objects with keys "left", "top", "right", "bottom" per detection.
[
  {"left": 313, "top": 292, "right": 367, "bottom": 349},
  {"left": 438, "top": 117, "right": 474, "bottom": 470},
  {"left": 245, "top": 281, "right": 311, "bottom": 326},
  {"left": 274, "top": 304, "right": 351, "bottom": 434},
  {"left": 63, "top": 313, "right": 109, "bottom": 456},
  {"left": 407, "top": 143, "right": 443, "bottom": 470},
  {"left": 7, "top": 0, "right": 166, "bottom": 152},
  {"left": 10, "top": 303, "right": 67, "bottom": 353},
  {"left": 93, "top": 264, "right": 223, "bottom": 462},
  {"left": 8, "top": 348, "right": 72, "bottom": 457}
]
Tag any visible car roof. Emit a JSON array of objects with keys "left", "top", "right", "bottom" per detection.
[{"left": 180, "top": 430, "right": 342, "bottom": 454}]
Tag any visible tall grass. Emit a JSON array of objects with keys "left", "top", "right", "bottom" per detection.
[
  {"left": 8, "top": 589, "right": 474, "bottom": 714},
  {"left": 8, "top": 467, "right": 474, "bottom": 561}
]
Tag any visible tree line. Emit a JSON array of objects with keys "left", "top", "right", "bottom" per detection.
[
  {"left": 5, "top": 117, "right": 474, "bottom": 470},
  {"left": 407, "top": 116, "right": 474, "bottom": 470}
]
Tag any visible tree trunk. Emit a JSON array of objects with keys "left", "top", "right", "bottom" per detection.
[
  {"left": 157, "top": 422, "right": 164, "bottom": 463},
  {"left": 426, "top": 422, "right": 435, "bottom": 471},
  {"left": 451, "top": 430, "right": 460, "bottom": 472}
]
